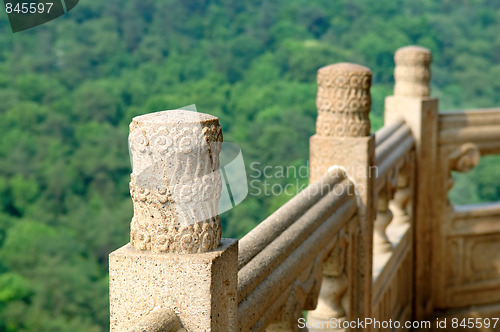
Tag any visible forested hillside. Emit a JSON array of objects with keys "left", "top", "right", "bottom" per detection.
[{"left": 0, "top": 0, "right": 499, "bottom": 330}]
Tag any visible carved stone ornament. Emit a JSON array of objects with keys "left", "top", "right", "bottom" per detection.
[
  {"left": 449, "top": 143, "right": 481, "bottom": 173},
  {"left": 308, "top": 227, "right": 350, "bottom": 325},
  {"left": 266, "top": 257, "right": 323, "bottom": 331},
  {"left": 394, "top": 46, "right": 432, "bottom": 97},
  {"left": 316, "top": 63, "right": 372, "bottom": 137},
  {"left": 128, "top": 110, "right": 223, "bottom": 254}
]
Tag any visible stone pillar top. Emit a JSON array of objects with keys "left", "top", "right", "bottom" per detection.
[
  {"left": 131, "top": 109, "right": 218, "bottom": 127},
  {"left": 395, "top": 45, "right": 432, "bottom": 62},
  {"left": 316, "top": 62, "right": 372, "bottom": 137},
  {"left": 128, "top": 109, "right": 223, "bottom": 254},
  {"left": 394, "top": 45, "right": 432, "bottom": 97}
]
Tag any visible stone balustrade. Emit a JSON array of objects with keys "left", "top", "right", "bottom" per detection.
[{"left": 108, "top": 45, "right": 500, "bottom": 331}]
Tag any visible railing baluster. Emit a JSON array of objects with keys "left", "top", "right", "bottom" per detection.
[
  {"left": 374, "top": 188, "right": 393, "bottom": 254},
  {"left": 390, "top": 158, "right": 412, "bottom": 225},
  {"left": 307, "top": 230, "right": 349, "bottom": 326}
]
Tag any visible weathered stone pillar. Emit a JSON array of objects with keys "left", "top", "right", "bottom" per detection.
[
  {"left": 384, "top": 46, "right": 438, "bottom": 320},
  {"left": 128, "top": 110, "right": 223, "bottom": 253},
  {"left": 308, "top": 63, "right": 375, "bottom": 329},
  {"left": 109, "top": 110, "right": 238, "bottom": 331}
]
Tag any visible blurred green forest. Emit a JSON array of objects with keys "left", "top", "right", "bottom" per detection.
[{"left": 0, "top": 0, "right": 500, "bottom": 330}]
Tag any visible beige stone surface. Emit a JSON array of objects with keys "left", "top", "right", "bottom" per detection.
[
  {"left": 107, "top": 45, "right": 500, "bottom": 332},
  {"left": 128, "top": 110, "right": 223, "bottom": 254},
  {"left": 389, "top": 161, "right": 413, "bottom": 226},
  {"left": 433, "top": 107, "right": 500, "bottom": 309},
  {"left": 109, "top": 238, "right": 238, "bottom": 332},
  {"left": 237, "top": 170, "right": 358, "bottom": 330}
]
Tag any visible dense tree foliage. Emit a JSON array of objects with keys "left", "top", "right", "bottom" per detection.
[{"left": 0, "top": 0, "right": 499, "bottom": 330}]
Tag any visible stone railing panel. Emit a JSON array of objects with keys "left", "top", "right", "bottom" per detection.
[{"left": 434, "top": 106, "right": 500, "bottom": 309}]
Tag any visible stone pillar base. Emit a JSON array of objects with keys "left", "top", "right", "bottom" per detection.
[{"left": 109, "top": 239, "right": 238, "bottom": 331}]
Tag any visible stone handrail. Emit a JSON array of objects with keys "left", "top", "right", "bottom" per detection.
[
  {"left": 372, "top": 121, "right": 415, "bottom": 254},
  {"left": 374, "top": 119, "right": 405, "bottom": 146},
  {"left": 439, "top": 108, "right": 500, "bottom": 154},
  {"left": 238, "top": 171, "right": 348, "bottom": 269},
  {"left": 238, "top": 170, "right": 358, "bottom": 330},
  {"left": 374, "top": 121, "right": 415, "bottom": 192}
]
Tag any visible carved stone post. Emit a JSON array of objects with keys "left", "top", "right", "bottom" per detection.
[
  {"left": 384, "top": 46, "right": 438, "bottom": 319},
  {"left": 109, "top": 110, "right": 238, "bottom": 331},
  {"left": 309, "top": 63, "right": 375, "bottom": 329},
  {"left": 128, "top": 111, "right": 223, "bottom": 253}
]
